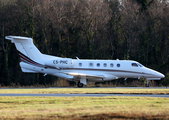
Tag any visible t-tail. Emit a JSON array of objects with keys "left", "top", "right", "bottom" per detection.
[{"left": 5, "top": 36, "right": 45, "bottom": 72}]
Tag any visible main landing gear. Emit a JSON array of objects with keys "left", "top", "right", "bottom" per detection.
[
  {"left": 78, "top": 82, "right": 83, "bottom": 88},
  {"left": 77, "top": 77, "right": 86, "bottom": 88}
]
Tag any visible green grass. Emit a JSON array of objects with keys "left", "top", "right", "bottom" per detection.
[
  {"left": 0, "top": 88, "right": 169, "bottom": 119},
  {"left": 0, "top": 88, "right": 169, "bottom": 94},
  {"left": 0, "top": 96, "right": 169, "bottom": 119}
]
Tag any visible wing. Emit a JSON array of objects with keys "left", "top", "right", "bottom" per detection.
[
  {"left": 63, "top": 72, "right": 118, "bottom": 81},
  {"left": 64, "top": 72, "right": 105, "bottom": 79}
]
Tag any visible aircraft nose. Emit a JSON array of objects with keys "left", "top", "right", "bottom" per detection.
[
  {"left": 154, "top": 71, "right": 165, "bottom": 78},
  {"left": 160, "top": 73, "right": 165, "bottom": 78}
]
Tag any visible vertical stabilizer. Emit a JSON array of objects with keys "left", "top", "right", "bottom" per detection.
[{"left": 5, "top": 36, "right": 44, "bottom": 64}]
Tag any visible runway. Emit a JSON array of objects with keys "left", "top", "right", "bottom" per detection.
[
  {"left": 0, "top": 93, "right": 168, "bottom": 97},
  {"left": 0, "top": 87, "right": 168, "bottom": 89},
  {"left": 0, "top": 87, "right": 168, "bottom": 97}
]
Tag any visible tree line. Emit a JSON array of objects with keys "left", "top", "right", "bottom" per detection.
[{"left": 0, "top": 0, "right": 169, "bottom": 87}]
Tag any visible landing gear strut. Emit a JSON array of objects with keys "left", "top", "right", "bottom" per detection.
[
  {"left": 146, "top": 79, "right": 149, "bottom": 87},
  {"left": 77, "top": 77, "right": 86, "bottom": 88},
  {"left": 77, "top": 82, "right": 83, "bottom": 88}
]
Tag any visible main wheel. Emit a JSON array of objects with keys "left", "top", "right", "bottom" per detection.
[
  {"left": 77, "top": 82, "right": 83, "bottom": 88},
  {"left": 146, "top": 83, "right": 149, "bottom": 87}
]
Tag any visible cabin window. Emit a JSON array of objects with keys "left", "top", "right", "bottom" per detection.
[
  {"left": 97, "top": 63, "right": 100, "bottom": 67},
  {"left": 110, "top": 63, "right": 114, "bottom": 67},
  {"left": 117, "top": 64, "right": 120, "bottom": 67},
  {"left": 79, "top": 63, "right": 82, "bottom": 67},
  {"left": 103, "top": 63, "right": 107, "bottom": 67},
  {"left": 89, "top": 63, "right": 93, "bottom": 67},
  {"left": 132, "top": 63, "right": 138, "bottom": 67}
]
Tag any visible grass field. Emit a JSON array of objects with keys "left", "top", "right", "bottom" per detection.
[
  {"left": 0, "top": 88, "right": 169, "bottom": 119},
  {"left": 0, "top": 88, "right": 169, "bottom": 94},
  {"left": 0, "top": 96, "right": 169, "bottom": 119}
]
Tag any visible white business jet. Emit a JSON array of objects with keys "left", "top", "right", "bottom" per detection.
[{"left": 6, "top": 36, "right": 165, "bottom": 87}]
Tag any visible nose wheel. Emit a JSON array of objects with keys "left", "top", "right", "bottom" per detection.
[{"left": 77, "top": 82, "right": 84, "bottom": 88}]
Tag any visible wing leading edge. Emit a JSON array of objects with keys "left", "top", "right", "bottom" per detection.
[{"left": 63, "top": 72, "right": 118, "bottom": 81}]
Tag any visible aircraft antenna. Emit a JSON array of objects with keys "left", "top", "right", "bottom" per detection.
[{"left": 76, "top": 57, "right": 80, "bottom": 60}]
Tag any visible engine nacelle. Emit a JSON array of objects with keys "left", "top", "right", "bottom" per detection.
[{"left": 45, "top": 59, "right": 73, "bottom": 69}]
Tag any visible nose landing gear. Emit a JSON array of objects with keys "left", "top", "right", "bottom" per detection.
[
  {"left": 146, "top": 78, "right": 150, "bottom": 87},
  {"left": 146, "top": 79, "right": 149, "bottom": 87}
]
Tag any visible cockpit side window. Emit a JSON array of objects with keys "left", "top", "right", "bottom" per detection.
[{"left": 132, "top": 63, "right": 138, "bottom": 67}]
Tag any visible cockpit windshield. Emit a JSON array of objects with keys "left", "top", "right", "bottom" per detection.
[
  {"left": 131, "top": 63, "right": 144, "bottom": 67},
  {"left": 137, "top": 63, "right": 143, "bottom": 67}
]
